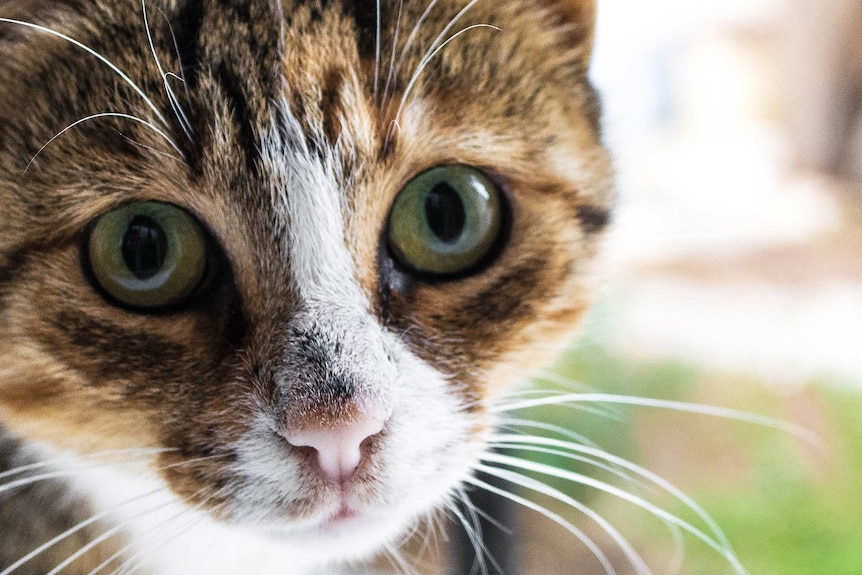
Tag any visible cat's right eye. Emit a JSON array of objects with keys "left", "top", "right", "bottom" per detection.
[{"left": 86, "top": 202, "right": 209, "bottom": 309}]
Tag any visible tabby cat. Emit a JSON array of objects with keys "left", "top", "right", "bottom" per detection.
[{"left": 0, "top": 0, "right": 612, "bottom": 572}]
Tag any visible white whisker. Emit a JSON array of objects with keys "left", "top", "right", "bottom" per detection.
[
  {"left": 492, "top": 392, "right": 818, "bottom": 444},
  {"left": 477, "top": 463, "right": 650, "bottom": 575},
  {"left": 373, "top": 0, "right": 382, "bottom": 101},
  {"left": 0, "top": 451, "right": 226, "bottom": 497},
  {"left": 465, "top": 475, "right": 616, "bottom": 575},
  {"left": 388, "top": 0, "right": 442, "bottom": 91},
  {"left": 157, "top": 453, "right": 233, "bottom": 471},
  {"left": 503, "top": 392, "right": 624, "bottom": 420},
  {"left": 384, "top": 0, "right": 456, "bottom": 133},
  {"left": 104, "top": 488, "right": 228, "bottom": 575},
  {"left": 487, "top": 435, "right": 730, "bottom": 546},
  {"left": 0, "top": 448, "right": 175, "bottom": 483},
  {"left": 45, "top": 494, "right": 186, "bottom": 575},
  {"left": 446, "top": 496, "right": 489, "bottom": 575},
  {"left": 382, "top": 540, "right": 412, "bottom": 575},
  {"left": 381, "top": 0, "right": 405, "bottom": 113},
  {"left": 663, "top": 519, "right": 685, "bottom": 575},
  {"left": 385, "top": 0, "right": 493, "bottom": 143},
  {"left": 141, "top": 0, "right": 193, "bottom": 139},
  {"left": 389, "top": 23, "right": 499, "bottom": 141},
  {"left": 480, "top": 449, "right": 748, "bottom": 574},
  {"left": 112, "top": 129, "right": 185, "bottom": 163},
  {"left": 2, "top": 459, "right": 150, "bottom": 497},
  {"left": 158, "top": 7, "right": 194, "bottom": 110},
  {"left": 410, "top": 511, "right": 436, "bottom": 565},
  {"left": 486, "top": 441, "right": 646, "bottom": 490},
  {"left": 24, "top": 112, "right": 184, "bottom": 174},
  {"left": 0, "top": 488, "right": 166, "bottom": 575},
  {"left": 499, "top": 417, "right": 602, "bottom": 450},
  {"left": 0, "top": 18, "right": 168, "bottom": 128},
  {"left": 532, "top": 369, "right": 596, "bottom": 393},
  {"left": 455, "top": 485, "right": 512, "bottom": 536},
  {"left": 459, "top": 487, "right": 499, "bottom": 575}
]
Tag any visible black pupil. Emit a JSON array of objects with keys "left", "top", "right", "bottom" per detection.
[
  {"left": 424, "top": 183, "right": 466, "bottom": 244},
  {"left": 121, "top": 215, "right": 168, "bottom": 280}
]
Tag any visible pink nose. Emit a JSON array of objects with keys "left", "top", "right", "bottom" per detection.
[{"left": 284, "top": 417, "right": 386, "bottom": 483}]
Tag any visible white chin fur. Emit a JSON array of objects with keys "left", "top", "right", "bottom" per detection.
[{"left": 63, "top": 460, "right": 407, "bottom": 575}]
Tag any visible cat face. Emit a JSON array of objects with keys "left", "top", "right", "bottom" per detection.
[{"left": 0, "top": 0, "right": 610, "bottom": 563}]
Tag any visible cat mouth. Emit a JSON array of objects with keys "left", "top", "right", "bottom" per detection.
[{"left": 320, "top": 503, "right": 361, "bottom": 528}]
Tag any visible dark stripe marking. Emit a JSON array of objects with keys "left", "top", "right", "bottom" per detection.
[
  {"left": 215, "top": 62, "right": 260, "bottom": 176},
  {"left": 576, "top": 204, "right": 611, "bottom": 234}
]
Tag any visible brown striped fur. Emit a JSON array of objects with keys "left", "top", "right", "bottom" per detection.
[{"left": 0, "top": 0, "right": 611, "bottom": 571}]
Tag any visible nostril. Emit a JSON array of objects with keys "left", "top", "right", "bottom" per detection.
[{"left": 282, "top": 417, "right": 386, "bottom": 484}]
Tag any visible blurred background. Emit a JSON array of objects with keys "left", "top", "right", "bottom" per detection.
[
  {"left": 371, "top": 0, "right": 862, "bottom": 573},
  {"left": 512, "top": 0, "right": 862, "bottom": 572}
]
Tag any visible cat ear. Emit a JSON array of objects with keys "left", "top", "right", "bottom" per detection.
[{"left": 542, "top": 0, "right": 597, "bottom": 69}]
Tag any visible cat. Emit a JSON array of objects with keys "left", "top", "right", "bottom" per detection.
[{"left": 0, "top": 0, "right": 613, "bottom": 573}]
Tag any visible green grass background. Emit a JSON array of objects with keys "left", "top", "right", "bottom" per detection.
[{"left": 516, "top": 339, "right": 862, "bottom": 575}]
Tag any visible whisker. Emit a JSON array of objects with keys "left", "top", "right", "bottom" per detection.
[
  {"left": 112, "top": 129, "right": 185, "bottom": 163},
  {"left": 158, "top": 7, "right": 194, "bottom": 111},
  {"left": 663, "top": 519, "right": 685, "bottom": 575},
  {"left": 465, "top": 475, "right": 616, "bottom": 575},
  {"left": 385, "top": 0, "right": 494, "bottom": 144},
  {"left": 157, "top": 452, "right": 233, "bottom": 471},
  {"left": 384, "top": 0, "right": 460, "bottom": 137},
  {"left": 479, "top": 450, "right": 748, "bottom": 574},
  {"left": 141, "top": 0, "right": 193, "bottom": 139},
  {"left": 373, "top": 0, "right": 382, "bottom": 101},
  {"left": 2, "top": 463, "right": 148, "bottom": 498},
  {"left": 532, "top": 369, "right": 596, "bottom": 393},
  {"left": 428, "top": 506, "right": 449, "bottom": 548},
  {"left": 459, "top": 486, "right": 499, "bottom": 575},
  {"left": 492, "top": 392, "right": 818, "bottom": 444},
  {"left": 0, "top": 448, "right": 175, "bottom": 483},
  {"left": 485, "top": 441, "right": 647, "bottom": 491},
  {"left": 455, "top": 485, "right": 512, "bottom": 537},
  {"left": 487, "top": 435, "right": 730, "bottom": 546},
  {"left": 0, "top": 18, "right": 168, "bottom": 128},
  {"left": 477, "top": 464, "right": 650, "bottom": 575},
  {"left": 380, "top": 0, "right": 405, "bottom": 113},
  {"left": 24, "top": 112, "right": 184, "bottom": 174},
  {"left": 44, "top": 493, "right": 190, "bottom": 575},
  {"left": 0, "top": 452, "right": 228, "bottom": 497},
  {"left": 499, "top": 417, "right": 603, "bottom": 450},
  {"left": 446, "top": 496, "right": 490, "bottom": 575},
  {"left": 405, "top": 511, "right": 433, "bottom": 566},
  {"left": 103, "top": 488, "right": 228, "bottom": 575},
  {"left": 108, "top": 511, "right": 208, "bottom": 575},
  {"left": 0, "top": 487, "right": 167, "bottom": 575},
  {"left": 388, "top": 22, "right": 500, "bottom": 144},
  {"left": 103, "top": 502, "right": 226, "bottom": 575},
  {"left": 388, "top": 0, "right": 442, "bottom": 92},
  {"left": 382, "top": 540, "right": 413, "bottom": 575},
  {"left": 501, "top": 391, "right": 624, "bottom": 419}
]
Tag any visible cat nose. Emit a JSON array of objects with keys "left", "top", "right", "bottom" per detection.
[{"left": 283, "top": 417, "right": 386, "bottom": 483}]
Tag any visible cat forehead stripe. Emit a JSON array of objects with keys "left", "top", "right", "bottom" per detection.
[{"left": 262, "top": 111, "right": 367, "bottom": 307}]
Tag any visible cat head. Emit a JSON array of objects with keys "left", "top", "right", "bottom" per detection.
[{"left": 0, "top": 0, "right": 611, "bottom": 562}]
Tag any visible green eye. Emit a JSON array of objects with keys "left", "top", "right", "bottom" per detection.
[
  {"left": 387, "top": 165, "right": 504, "bottom": 276},
  {"left": 87, "top": 202, "right": 208, "bottom": 309}
]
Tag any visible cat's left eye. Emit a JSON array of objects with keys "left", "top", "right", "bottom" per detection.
[
  {"left": 86, "top": 202, "right": 209, "bottom": 309},
  {"left": 387, "top": 165, "right": 505, "bottom": 277}
]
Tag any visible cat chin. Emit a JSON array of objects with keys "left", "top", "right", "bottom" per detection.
[
  {"left": 61, "top": 458, "right": 411, "bottom": 573},
  {"left": 254, "top": 510, "right": 415, "bottom": 562}
]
